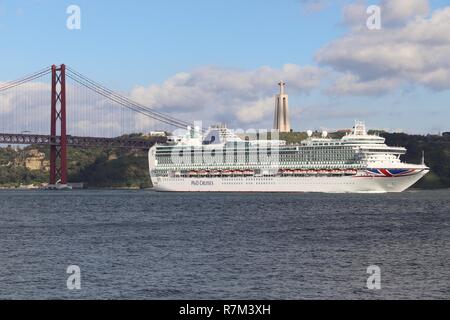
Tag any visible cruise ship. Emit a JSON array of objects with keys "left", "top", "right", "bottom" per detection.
[{"left": 148, "top": 122, "right": 429, "bottom": 193}]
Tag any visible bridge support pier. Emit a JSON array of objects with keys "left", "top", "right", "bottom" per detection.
[{"left": 49, "top": 64, "right": 68, "bottom": 188}]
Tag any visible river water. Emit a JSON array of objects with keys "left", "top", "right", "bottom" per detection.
[{"left": 0, "top": 189, "right": 449, "bottom": 299}]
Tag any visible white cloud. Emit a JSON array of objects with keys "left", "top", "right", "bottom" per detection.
[
  {"left": 130, "top": 64, "right": 323, "bottom": 127},
  {"left": 299, "top": 104, "right": 378, "bottom": 121},
  {"left": 0, "top": 94, "right": 13, "bottom": 114},
  {"left": 0, "top": 82, "right": 50, "bottom": 114},
  {"left": 381, "top": 0, "right": 429, "bottom": 25},
  {"left": 343, "top": 0, "right": 430, "bottom": 29},
  {"left": 3, "top": 0, "right": 447, "bottom": 131},
  {"left": 234, "top": 97, "right": 274, "bottom": 124},
  {"left": 342, "top": 1, "right": 368, "bottom": 29},
  {"left": 134, "top": 114, "right": 160, "bottom": 132},
  {"left": 326, "top": 73, "right": 400, "bottom": 96},
  {"left": 0, "top": 82, "right": 52, "bottom": 134},
  {"left": 317, "top": 3, "right": 450, "bottom": 94},
  {"left": 0, "top": 81, "right": 155, "bottom": 137}
]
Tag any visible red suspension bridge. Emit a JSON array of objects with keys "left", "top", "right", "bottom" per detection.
[{"left": 0, "top": 64, "right": 193, "bottom": 188}]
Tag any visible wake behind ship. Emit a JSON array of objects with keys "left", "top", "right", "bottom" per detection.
[{"left": 148, "top": 122, "right": 429, "bottom": 193}]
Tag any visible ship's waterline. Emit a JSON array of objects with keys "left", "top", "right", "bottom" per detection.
[
  {"left": 149, "top": 122, "right": 429, "bottom": 193},
  {"left": 152, "top": 172, "right": 428, "bottom": 193}
]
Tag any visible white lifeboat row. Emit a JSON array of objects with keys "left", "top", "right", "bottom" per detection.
[
  {"left": 185, "top": 169, "right": 358, "bottom": 177},
  {"left": 188, "top": 170, "right": 255, "bottom": 177},
  {"left": 278, "top": 169, "right": 358, "bottom": 176}
]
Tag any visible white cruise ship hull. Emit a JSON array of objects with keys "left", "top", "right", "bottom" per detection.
[
  {"left": 150, "top": 169, "right": 428, "bottom": 193},
  {"left": 148, "top": 122, "right": 430, "bottom": 193}
]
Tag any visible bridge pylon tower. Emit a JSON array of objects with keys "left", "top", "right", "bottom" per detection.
[{"left": 49, "top": 64, "right": 68, "bottom": 188}]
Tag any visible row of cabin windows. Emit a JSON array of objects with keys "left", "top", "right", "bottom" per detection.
[
  {"left": 156, "top": 146, "right": 354, "bottom": 156},
  {"left": 157, "top": 154, "right": 356, "bottom": 164}
]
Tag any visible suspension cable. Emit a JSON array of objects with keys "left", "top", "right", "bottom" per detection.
[
  {"left": 0, "top": 67, "right": 52, "bottom": 92},
  {"left": 66, "top": 67, "right": 194, "bottom": 129},
  {"left": 66, "top": 73, "right": 188, "bottom": 129},
  {"left": 67, "top": 66, "right": 192, "bottom": 126}
]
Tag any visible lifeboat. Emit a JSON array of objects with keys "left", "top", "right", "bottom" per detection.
[
  {"left": 210, "top": 170, "right": 221, "bottom": 176},
  {"left": 294, "top": 169, "right": 305, "bottom": 175},
  {"left": 307, "top": 170, "right": 318, "bottom": 175},
  {"left": 222, "top": 170, "right": 232, "bottom": 176},
  {"left": 331, "top": 169, "right": 342, "bottom": 175},
  {"left": 317, "top": 170, "right": 329, "bottom": 175},
  {"left": 189, "top": 170, "right": 198, "bottom": 177},
  {"left": 345, "top": 169, "right": 358, "bottom": 175},
  {"left": 234, "top": 170, "right": 243, "bottom": 176},
  {"left": 243, "top": 170, "right": 255, "bottom": 176},
  {"left": 198, "top": 170, "right": 208, "bottom": 176}
]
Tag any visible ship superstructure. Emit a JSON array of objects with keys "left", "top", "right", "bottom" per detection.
[{"left": 148, "top": 122, "right": 429, "bottom": 193}]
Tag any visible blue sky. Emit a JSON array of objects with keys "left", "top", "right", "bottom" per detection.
[
  {"left": 1, "top": 0, "right": 450, "bottom": 134},
  {"left": 0, "top": 0, "right": 343, "bottom": 84}
]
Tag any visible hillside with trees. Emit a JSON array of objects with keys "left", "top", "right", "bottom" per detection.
[
  {"left": 0, "top": 145, "right": 151, "bottom": 189},
  {"left": 381, "top": 132, "right": 450, "bottom": 189},
  {"left": 0, "top": 132, "right": 449, "bottom": 189}
]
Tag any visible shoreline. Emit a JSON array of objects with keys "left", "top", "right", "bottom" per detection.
[
  {"left": 0, "top": 187, "right": 448, "bottom": 192},
  {"left": 0, "top": 186, "right": 147, "bottom": 191}
]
